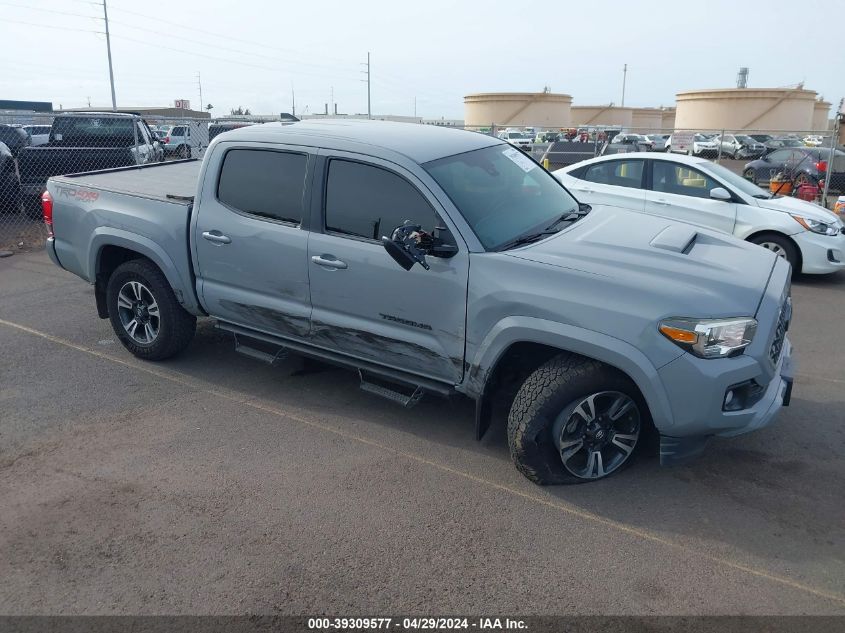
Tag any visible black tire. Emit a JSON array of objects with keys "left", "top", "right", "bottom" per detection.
[
  {"left": 507, "top": 354, "right": 648, "bottom": 485},
  {"left": 748, "top": 232, "right": 800, "bottom": 274},
  {"left": 106, "top": 258, "right": 196, "bottom": 360}
]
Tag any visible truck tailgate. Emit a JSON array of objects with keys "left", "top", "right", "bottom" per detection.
[{"left": 18, "top": 146, "right": 136, "bottom": 195}]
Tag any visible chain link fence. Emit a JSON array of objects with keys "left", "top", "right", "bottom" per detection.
[
  {"left": 0, "top": 111, "right": 265, "bottom": 251},
  {"left": 2, "top": 113, "right": 843, "bottom": 252}
]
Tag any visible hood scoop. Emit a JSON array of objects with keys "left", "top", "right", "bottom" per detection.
[{"left": 650, "top": 225, "right": 698, "bottom": 254}]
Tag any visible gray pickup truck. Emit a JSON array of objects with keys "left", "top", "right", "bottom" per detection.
[{"left": 42, "top": 120, "right": 794, "bottom": 484}]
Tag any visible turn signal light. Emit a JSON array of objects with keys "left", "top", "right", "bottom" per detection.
[{"left": 658, "top": 324, "right": 697, "bottom": 344}]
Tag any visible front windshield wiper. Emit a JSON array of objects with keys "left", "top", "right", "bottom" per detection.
[{"left": 496, "top": 206, "right": 591, "bottom": 252}]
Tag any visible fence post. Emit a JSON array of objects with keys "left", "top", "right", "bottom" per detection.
[
  {"left": 133, "top": 115, "right": 140, "bottom": 169},
  {"left": 716, "top": 129, "right": 724, "bottom": 163},
  {"left": 822, "top": 121, "right": 837, "bottom": 207}
]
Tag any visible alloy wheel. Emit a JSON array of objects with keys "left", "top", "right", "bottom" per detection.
[
  {"left": 758, "top": 242, "right": 788, "bottom": 259},
  {"left": 117, "top": 280, "right": 160, "bottom": 344},
  {"left": 553, "top": 391, "right": 641, "bottom": 479}
]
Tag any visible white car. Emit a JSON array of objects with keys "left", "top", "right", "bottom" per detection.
[
  {"left": 498, "top": 130, "right": 533, "bottom": 151},
  {"left": 554, "top": 152, "right": 845, "bottom": 274},
  {"left": 22, "top": 124, "right": 51, "bottom": 146},
  {"left": 803, "top": 135, "right": 823, "bottom": 147}
]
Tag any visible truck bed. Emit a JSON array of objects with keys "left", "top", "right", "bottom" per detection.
[{"left": 56, "top": 159, "right": 201, "bottom": 202}]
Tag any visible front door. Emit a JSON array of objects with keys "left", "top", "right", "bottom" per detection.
[
  {"left": 307, "top": 153, "right": 468, "bottom": 384},
  {"left": 194, "top": 143, "right": 313, "bottom": 340},
  {"left": 644, "top": 159, "right": 737, "bottom": 234}
]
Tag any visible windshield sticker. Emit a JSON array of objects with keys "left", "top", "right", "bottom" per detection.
[{"left": 502, "top": 147, "right": 536, "bottom": 172}]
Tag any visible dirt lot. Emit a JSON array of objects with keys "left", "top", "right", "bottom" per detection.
[{"left": 1, "top": 250, "right": 844, "bottom": 615}]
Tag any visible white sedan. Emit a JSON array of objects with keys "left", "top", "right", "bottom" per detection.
[{"left": 554, "top": 152, "right": 845, "bottom": 274}]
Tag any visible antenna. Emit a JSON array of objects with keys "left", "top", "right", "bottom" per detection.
[
  {"left": 196, "top": 71, "right": 203, "bottom": 111},
  {"left": 102, "top": 0, "right": 117, "bottom": 110},
  {"left": 621, "top": 64, "right": 627, "bottom": 107}
]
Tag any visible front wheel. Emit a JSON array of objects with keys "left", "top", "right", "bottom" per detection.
[
  {"left": 749, "top": 233, "right": 800, "bottom": 274},
  {"left": 106, "top": 259, "right": 196, "bottom": 360},
  {"left": 508, "top": 355, "right": 647, "bottom": 485}
]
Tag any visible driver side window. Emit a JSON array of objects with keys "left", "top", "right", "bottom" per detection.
[
  {"left": 652, "top": 162, "right": 719, "bottom": 199},
  {"left": 325, "top": 159, "right": 437, "bottom": 241}
]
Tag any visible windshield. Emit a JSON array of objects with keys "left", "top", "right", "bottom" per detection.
[
  {"left": 507, "top": 132, "right": 530, "bottom": 139},
  {"left": 703, "top": 161, "right": 770, "bottom": 199},
  {"left": 736, "top": 135, "right": 756, "bottom": 144},
  {"left": 424, "top": 144, "right": 580, "bottom": 250},
  {"left": 693, "top": 134, "right": 709, "bottom": 141}
]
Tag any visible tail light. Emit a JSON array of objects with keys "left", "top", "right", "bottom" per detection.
[
  {"left": 163, "top": 136, "right": 170, "bottom": 143},
  {"left": 41, "top": 190, "right": 53, "bottom": 238},
  {"left": 815, "top": 160, "right": 827, "bottom": 172}
]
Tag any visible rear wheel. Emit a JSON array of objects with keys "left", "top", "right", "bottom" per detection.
[
  {"left": 749, "top": 233, "right": 799, "bottom": 273},
  {"left": 178, "top": 144, "right": 190, "bottom": 159},
  {"left": 507, "top": 355, "right": 647, "bottom": 485},
  {"left": 106, "top": 259, "right": 196, "bottom": 360}
]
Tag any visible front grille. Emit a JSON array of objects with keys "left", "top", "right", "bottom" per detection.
[{"left": 769, "top": 297, "right": 790, "bottom": 364}]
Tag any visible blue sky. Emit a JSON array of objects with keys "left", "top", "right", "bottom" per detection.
[{"left": 2, "top": 0, "right": 842, "bottom": 118}]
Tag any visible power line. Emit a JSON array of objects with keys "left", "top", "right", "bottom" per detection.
[
  {"left": 2, "top": 17, "right": 103, "bottom": 34},
  {"left": 0, "top": 0, "right": 100, "bottom": 20}
]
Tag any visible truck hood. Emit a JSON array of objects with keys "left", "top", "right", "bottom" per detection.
[
  {"left": 504, "top": 205, "right": 777, "bottom": 317},
  {"left": 753, "top": 195, "right": 844, "bottom": 226}
]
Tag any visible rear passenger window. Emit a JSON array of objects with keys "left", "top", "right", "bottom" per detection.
[
  {"left": 325, "top": 159, "right": 435, "bottom": 240},
  {"left": 583, "top": 160, "right": 643, "bottom": 188},
  {"left": 217, "top": 149, "right": 307, "bottom": 223}
]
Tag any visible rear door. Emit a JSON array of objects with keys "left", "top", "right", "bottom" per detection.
[
  {"left": 194, "top": 142, "right": 314, "bottom": 340},
  {"left": 644, "top": 159, "right": 737, "bottom": 233},
  {"left": 306, "top": 151, "right": 468, "bottom": 384},
  {"left": 566, "top": 158, "right": 646, "bottom": 211}
]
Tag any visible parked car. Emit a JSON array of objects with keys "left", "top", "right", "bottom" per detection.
[
  {"left": 803, "top": 135, "right": 823, "bottom": 147},
  {"left": 762, "top": 137, "right": 805, "bottom": 154},
  {"left": 22, "top": 124, "right": 52, "bottom": 147},
  {"left": 555, "top": 152, "right": 844, "bottom": 274},
  {"left": 17, "top": 113, "right": 162, "bottom": 198},
  {"left": 498, "top": 130, "right": 533, "bottom": 151},
  {"left": 0, "top": 124, "right": 32, "bottom": 157},
  {"left": 162, "top": 124, "right": 193, "bottom": 158},
  {"left": 669, "top": 133, "right": 719, "bottom": 157},
  {"left": 646, "top": 134, "right": 669, "bottom": 152},
  {"left": 612, "top": 134, "right": 654, "bottom": 150},
  {"left": 208, "top": 121, "right": 255, "bottom": 142},
  {"left": 534, "top": 131, "right": 561, "bottom": 144},
  {"left": 748, "top": 134, "right": 773, "bottom": 144},
  {"left": 41, "top": 120, "right": 793, "bottom": 483},
  {"left": 712, "top": 134, "right": 766, "bottom": 159},
  {"left": 743, "top": 147, "right": 845, "bottom": 190},
  {"left": 0, "top": 140, "right": 21, "bottom": 211}
]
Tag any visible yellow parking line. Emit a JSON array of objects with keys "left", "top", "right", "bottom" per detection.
[{"left": 1, "top": 316, "right": 843, "bottom": 608}]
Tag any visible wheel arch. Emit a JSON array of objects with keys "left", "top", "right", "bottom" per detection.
[
  {"left": 745, "top": 230, "right": 803, "bottom": 273},
  {"left": 467, "top": 317, "right": 674, "bottom": 440}
]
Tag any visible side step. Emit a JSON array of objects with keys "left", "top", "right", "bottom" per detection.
[
  {"left": 359, "top": 370, "right": 424, "bottom": 408},
  {"left": 233, "top": 333, "right": 288, "bottom": 366}
]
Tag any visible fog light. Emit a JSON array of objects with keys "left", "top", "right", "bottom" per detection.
[{"left": 724, "top": 390, "right": 734, "bottom": 407}]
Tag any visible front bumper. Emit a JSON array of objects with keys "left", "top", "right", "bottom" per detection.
[{"left": 793, "top": 229, "right": 845, "bottom": 274}]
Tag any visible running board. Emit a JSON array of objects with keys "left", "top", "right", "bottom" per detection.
[
  {"left": 359, "top": 370, "right": 424, "bottom": 408},
  {"left": 233, "top": 333, "right": 288, "bottom": 365}
]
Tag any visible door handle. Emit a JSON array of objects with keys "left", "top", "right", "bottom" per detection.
[
  {"left": 653, "top": 199, "right": 670, "bottom": 205},
  {"left": 202, "top": 230, "right": 231, "bottom": 245},
  {"left": 311, "top": 255, "right": 347, "bottom": 270}
]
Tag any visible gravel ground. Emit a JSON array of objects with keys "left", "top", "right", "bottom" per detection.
[{"left": 0, "top": 250, "right": 844, "bottom": 616}]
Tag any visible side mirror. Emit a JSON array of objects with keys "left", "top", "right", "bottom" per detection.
[
  {"left": 382, "top": 236, "right": 418, "bottom": 271},
  {"left": 710, "top": 187, "right": 732, "bottom": 201}
]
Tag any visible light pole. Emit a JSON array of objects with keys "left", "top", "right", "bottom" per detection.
[{"left": 102, "top": 0, "right": 117, "bottom": 110}]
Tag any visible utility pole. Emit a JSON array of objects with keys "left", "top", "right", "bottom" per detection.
[
  {"left": 291, "top": 83, "right": 296, "bottom": 117},
  {"left": 621, "top": 63, "right": 627, "bottom": 107},
  {"left": 366, "top": 52, "right": 371, "bottom": 119},
  {"left": 414, "top": 96, "right": 417, "bottom": 118},
  {"left": 102, "top": 0, "right": 117, "bottom": 110},
  {"left": 196, "top": 71, "right": 203, "bottom": 112},
  {"left": 330, "top": 86, "right": 334, "bottom": 116}
]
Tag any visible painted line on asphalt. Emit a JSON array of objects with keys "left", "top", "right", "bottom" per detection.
[{"left": 1, "top": 316, "right": 843, "bottom": 608}]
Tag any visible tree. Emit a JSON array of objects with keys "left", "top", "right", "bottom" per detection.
[
  {"left": 205, "top": 103, "right": 213, "bottom": 112},
  {"left": 230, "top": 106, "right": 252, "bottom": 115}
]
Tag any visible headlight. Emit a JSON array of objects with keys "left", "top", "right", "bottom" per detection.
[
  {"left": 791, "top": 215, "right": 840, "bottom": 236},
  {"left": 659, "top": 317, "right": 757, "bottom": 358}
]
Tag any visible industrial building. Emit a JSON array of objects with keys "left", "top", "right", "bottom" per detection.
[{"left": 463, "top": 92, "right": 572, "bottom": 128}]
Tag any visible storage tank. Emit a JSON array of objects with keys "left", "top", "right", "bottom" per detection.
[
  {"left": 630, "top": 108, "right": 664, "bottom": 130},
  {"left": 463, "top": 92, "right": 572, "bottom": 128},
  {"left": 661, "top": 108, "right": 676, "bottom": 130},
  {"left": 674, "top": 88, "right": 818, "bottom": 132},
  {"left": 571, "top": 106, "right": 632, "bottom": 128},
  {"left": 813, "top": 100, "right": 831, "bottom": 131}
]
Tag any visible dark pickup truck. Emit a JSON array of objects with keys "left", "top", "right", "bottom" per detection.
[{"left": 17, "top": 113, "right": 161, "bottom": 198}]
